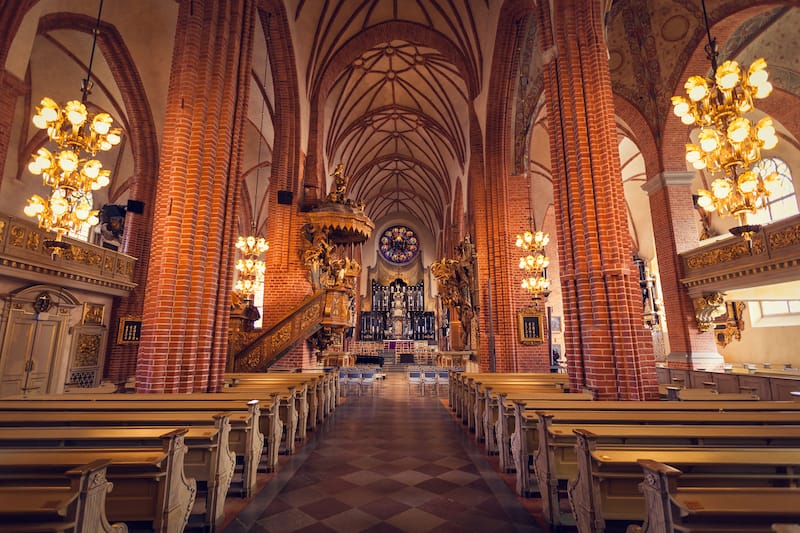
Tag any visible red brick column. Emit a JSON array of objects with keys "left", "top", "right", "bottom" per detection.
[
  {"left": 136, "top": 0, "right": 257, "bottom": 393},
  {"left": 537, "top": 0, "right": 656, "bottom": 399},
  {"left": 642, "top": 171, "right": 720, "bottom": 370}
]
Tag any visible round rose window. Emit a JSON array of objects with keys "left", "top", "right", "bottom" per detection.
[{"left": 379, "top": 225, "right": 419, "bottom": 264}]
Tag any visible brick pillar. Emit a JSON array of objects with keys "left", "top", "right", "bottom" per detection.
[
  {"left": 642, "top": 171, "right": 720, "bottom": 370},
  {"left": 537, "top": 0, "right": 657, "bottom": 399},
  {"left": 136, "top": 0, "right": 257, "bottom": 393}
]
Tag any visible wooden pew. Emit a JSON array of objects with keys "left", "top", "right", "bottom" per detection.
[
  {"left": 448, "top": 372, "right": 566, "bottom": 420},
  {"left": 569, "top": 432, "right": 800, "bottom": 533},
  {"left": 469, "top": 381, "right": 568, "bottom": 441},
  {"left": 471, "top": 382, "right": 567, "bottom": 438},
  {"left": 0, "top": 429, "right": 196, "bottom": 533},
  {"left": 226, "top": 371, "right": 338, "bottom": 427},
  {"left": 457, "top": 373, "right": 567, "bottom": 420},
  {"left": 484, "top": 389, "right": 593, "bottom": 472},
  {"left": 2, "top": 393, "right": 282, "bottom": 460},
  {"left": 0, "top": 420, "right": 234, "bottom": 532},
  {"left": 489, "top": 390, "right": 593, "bottom": 471},
  {"left": 0, "top": 398, "right": 265, "bottom": 498},
  {"left": 0, "top": 459, "right": 127, "bottom": 533},
  {"left": 224, "top": 371, "right": 339, "bottom": 439},
  {"left": 534, "top": 414, "right": 800, "bottom": 528},
  {"left": 635, "top": 459, "right": 800, "bottom": 533},
  {"left": 234, "top": 381, "right": 308, "bottom": 427},
  {"left": 509, "top": 402, "right": 800, "bottom": 499},
  {"left": 221, "top": 385, "right": 305, "bottom": 452}
]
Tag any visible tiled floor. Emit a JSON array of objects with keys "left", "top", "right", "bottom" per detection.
[{"left": 223, "top": 373, "right": 543, "bottom": 532}]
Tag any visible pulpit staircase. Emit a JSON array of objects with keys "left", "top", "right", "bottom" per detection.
[{"left": 229, "top": 287, "right": 353, "bottom": 372}]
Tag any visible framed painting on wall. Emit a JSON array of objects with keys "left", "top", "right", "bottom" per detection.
[
  {"left": 82, "top": 303, "right": 105, "bottom": 326},
  {"left": 117, "top": 315, "right": 142, "bottom": 345},
  {"left": 518, "top": 309, "right": 545, "bottom": 345}
]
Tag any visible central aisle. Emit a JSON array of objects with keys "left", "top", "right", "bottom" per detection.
[{"left": 225, "top": 373, "right": 542, "bottom": 532}]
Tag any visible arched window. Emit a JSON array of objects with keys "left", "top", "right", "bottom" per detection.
[{"left": 748, "top": 157, "right": 797, "bottom": 225}]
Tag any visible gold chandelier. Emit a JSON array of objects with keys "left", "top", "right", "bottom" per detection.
[
  {"left": 516, "top": 230, "right": 550, "bottom": 299},
  {"left": 671, "top": 0, "right": 778, "bottom": 240},
  {"left": 24, "top": 0, "right": 121, "bottom": 254},
  {"left": 234, "top": 235, "right": 269, "bottom": 298}
]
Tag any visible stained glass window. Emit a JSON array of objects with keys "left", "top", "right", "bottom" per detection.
[{"left": 379, "top": 225, "right": 420, "bottom": 264}]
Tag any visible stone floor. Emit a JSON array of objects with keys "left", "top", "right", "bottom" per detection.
[{"left": 223, "top": 373, "right": 543, "bottom": 532}]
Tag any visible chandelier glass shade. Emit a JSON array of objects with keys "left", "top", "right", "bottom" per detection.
[
  {"left": 234, "top": 235, "right": 269, "bottom": 299},
  {"left": 515, "top": 230, "right": 550, "bottom": 299},
  {"left": 25, "top": 98, "right": 121, "bottom": 249},
  {"left": 671, "top": 3, "right": 778, "bottom": 237}
]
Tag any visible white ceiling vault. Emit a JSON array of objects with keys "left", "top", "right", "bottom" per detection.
[{"left": 292, "top": 0, "right": 492, "bottom": 237}]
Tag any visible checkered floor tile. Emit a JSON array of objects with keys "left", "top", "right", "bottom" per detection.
[{"left": 223, "top": 373, "right": 543, "bottom": 532}]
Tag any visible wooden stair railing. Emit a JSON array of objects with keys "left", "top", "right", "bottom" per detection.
[{"left": 230, "top": 290, "right": 327, "bottom": 371}]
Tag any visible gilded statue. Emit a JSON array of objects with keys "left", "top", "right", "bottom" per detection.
[
  {"left": 327, "top": 164, "right": 348, "bottom": 204},
  {"left": 324, "top": 163, "right": 365, "bottom": 210},
  {"left": 301, "top": 223, "right": 362, "bottom": 291},
  {"left": 432, "top": 235, "right": 479, "bottom": 349}
]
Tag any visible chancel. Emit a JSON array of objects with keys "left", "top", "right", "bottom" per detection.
[{"left": 1, "top": 1, "right": 800, "bottom": 531}]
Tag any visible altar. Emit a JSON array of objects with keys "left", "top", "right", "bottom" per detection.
[
  {"left": 358, "top": 224, "right": 437, "bottom": 342},
  {"left": 358, "top": 278, "right": 436, "bottom": 341}
]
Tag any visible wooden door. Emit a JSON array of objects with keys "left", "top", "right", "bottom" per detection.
[{"left": 0, "top": 312, "right": 63, "bottom": 395}]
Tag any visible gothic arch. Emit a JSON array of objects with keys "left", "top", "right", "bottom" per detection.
[{"left": 303, "top": 20, "right": 480, "bottom": 208}]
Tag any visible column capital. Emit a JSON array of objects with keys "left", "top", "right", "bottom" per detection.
[{"left": 641, "top": 171, "right": 696, "bottom": 195}]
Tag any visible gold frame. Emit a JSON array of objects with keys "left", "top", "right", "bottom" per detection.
[
  {"left": 82, "top": 302, "right": 105, "bottom": 326},
  {"left": 117, "top": 315, "right": 142, "bottom": 345},
  {"left": 518, "top": 309, "right": 545, "bottom": 345}
]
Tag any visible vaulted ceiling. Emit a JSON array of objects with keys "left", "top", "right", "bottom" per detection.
[
  {"left": 5, "top": 0, "right": 799, "bottom": 257},
  {"left": 292, "top": 0, "right": 490, "bottom": 234}
]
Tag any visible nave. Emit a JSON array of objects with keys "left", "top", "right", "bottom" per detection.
[{"left": 224, "top": 374, "right": 541, "bottom": 533}]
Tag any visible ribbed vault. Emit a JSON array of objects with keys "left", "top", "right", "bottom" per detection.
[{"left": 296, "top": 0, "right": 490, "bottom": 239}]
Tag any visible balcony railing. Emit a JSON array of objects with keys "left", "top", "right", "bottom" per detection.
[
  {"left": 680, "top": 214, "right": 800, "bottom": 296},
  {"left": 0, "top": 214, "right": 136, "bottom": 295}
]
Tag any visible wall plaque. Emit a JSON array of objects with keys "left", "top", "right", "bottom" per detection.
[{"left": 118, "top": 315, "right": 142, "bottom": 344}]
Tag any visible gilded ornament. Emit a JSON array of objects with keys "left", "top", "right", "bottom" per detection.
[
  {"left": 26, "top": 230, "right": 40, "bottom": 250},
  {"left": 272, "top": 324, "right": 291, "bottom": 348},
  {"left": 302, "top": 303, "right": 321, "bottom": 329},
  {"left": 686, "top": 240, "right": 754, "bottom": 270},
  {"left": 9, "top": 226, "right": 24, "bottom": 247},
  {"left": 769, "top": 223, "right": 800, "bottom": 250},
  {"left": 693, "top": 292, "right": 726, "bottom": 331},
  {"left": 74, "top": 334, "right": 101, "bottom": 367}
]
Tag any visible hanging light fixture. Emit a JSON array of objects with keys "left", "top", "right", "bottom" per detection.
[
  {"left": 515, "top": 171, "right": 550, "bottom": 300},
  {"left": 234, "top": 235, "right": 269, "bottom": 298},
  {"left": 234, "top": 19, "right": 270, "bottom": 300},
  {"left": 671, "top": 0, "right": 778, "bottom": 241},
  {"left": 24, "top": 0, "right": 121, "bottom": 255}
]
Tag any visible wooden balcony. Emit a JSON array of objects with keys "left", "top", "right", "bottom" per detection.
[
  {"left": 0, "top": 214, "right": 136, "bottom": 296},
  {"left": 680, "top": 214, "right": 800, "bottom": 297}
]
